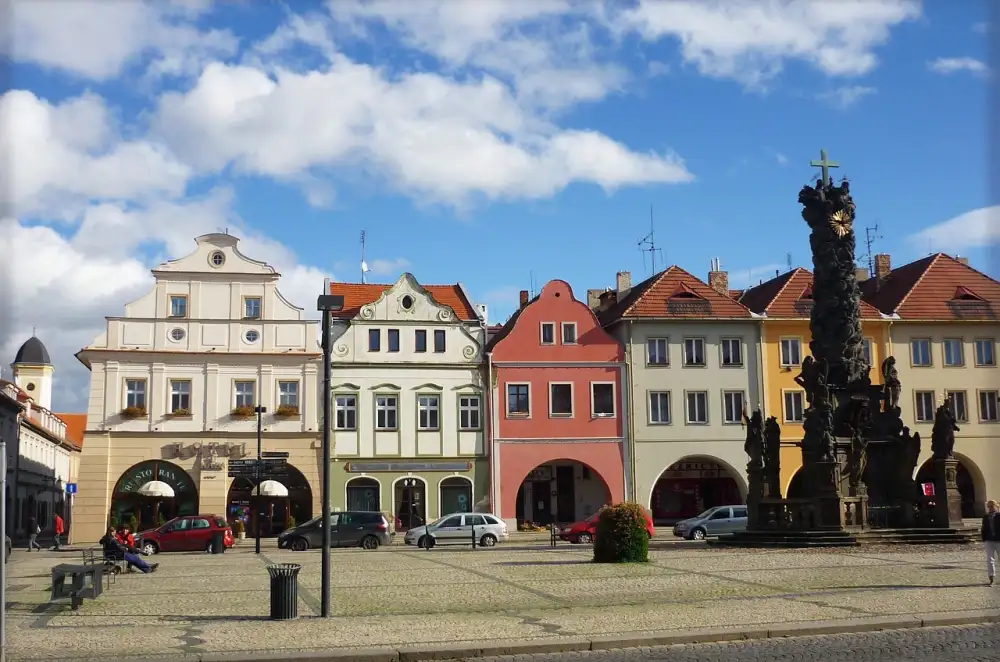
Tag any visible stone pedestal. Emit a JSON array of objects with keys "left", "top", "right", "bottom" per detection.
[
  {"left": 746, "top": 464, "right": 765, "bottom": 528},
  {"left": 811, "top": 460, "right": 845, "bottom": 530},
  {"left": 933, "top": 458, "right": 964, "bottom": 528}
]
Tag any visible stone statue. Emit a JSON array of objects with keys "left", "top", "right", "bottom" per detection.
[
  {"left": 880, "top": 356, "right": 901, "bottom": 411},
  {"left": 847, "top": 400, "right": 871, "bottom": 491},
  {"left": 812, "top": 358, "right": 830, "bottom": 408},
  {"left": 794, "top": 356, "right": 817, "bottom": 408},
  {"left": 743, "top": 408, "right": 764, "bottom": 468},
  {"left": 899, "top": 426, "right": 920, "bottom": 489},
  {"left": 763, "top": 415, "right": 782, "bottom": 496},
  {"left": 931, "top": 401, "right": 960, "bottom": 459}
]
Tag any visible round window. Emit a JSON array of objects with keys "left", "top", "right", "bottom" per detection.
[
  {"left": 170, "top": 328, "right": 186, "bottom": 342},
  {"left": 245, "top": 329, "right": 260, "bottom": 343},
  {"left": 209, "top": 251, "right": 225, "bottom": 267},
  {"left": 401, "top": 295, "right": 414, "bottom": 310},
  {"left": 25, "top": 383, "right": 35, "bottom": 392}
]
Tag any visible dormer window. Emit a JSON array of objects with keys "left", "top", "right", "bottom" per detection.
[
  {"left": 561, "top": 322, "right": 577, "bottom": 344},
  {"left": 541, "top": 323, "right": 555, "bottom": 345},
  {"left": 209, "top": 251, "right": 225, "bottom": 267},
  {"left": 169, "top": 296, "right": 188, "bottom": 318},
  {"left": 952, "top": 286, "right": 984, "bottom": 301},
  {"left": 800, "top": 285, "right": 813, "bottom": 300},
  {"left": 244, "top": 297, "right": 262, "bottom": 319}
]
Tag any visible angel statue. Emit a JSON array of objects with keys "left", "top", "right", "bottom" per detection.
[
  {"left": 742, "top": 407, "right": 764, "bottom": 468},
  {"left": 794, "top": 356, "right": 817, "bottom": 408},
  {"left": 880, "top": 356, "right": 901, "bottom": 411}
]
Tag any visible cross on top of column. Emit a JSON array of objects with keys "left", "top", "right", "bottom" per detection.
[{"left": 810, "top": 149, "right": 840, "bottom": 187}]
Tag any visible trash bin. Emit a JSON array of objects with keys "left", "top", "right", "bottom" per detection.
[
  {"left": 211, "top": 531, "right": 225, "bottom": 554},
  {"left": 266, "top": 563, "right": 301, "bottom": 620}
]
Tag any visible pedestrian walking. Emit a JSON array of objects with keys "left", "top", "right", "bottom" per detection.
[
  {"left": 984, "top": 500, "right": 1000, "bottom": 586},
  {"left": 52, "top": 513, "right": 65, "bottom": 550},
  {"left": 27, "top": 515, "right": 41, "bottom": 551}
]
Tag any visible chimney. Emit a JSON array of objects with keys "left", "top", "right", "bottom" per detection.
[
  {"left": 616, "top": 270, "right": 631, "bottom": 294},
  {"left": 586, "top": 289, "right": 604, "bottom": 310},
  {"left": 956, "top": 255, "right": 969, "bottom": 265},
  {"left": 874, "top": 253, "right": 891, "bottom": 282},
  {"left": 855, "top": 267, "right": 870, "bottom": 282},
  {"left": 519, "top": 290, "right": 529, "bottom": 307},
  {"left": 707, "top": 257, "right": 728, "bottom": 296}
]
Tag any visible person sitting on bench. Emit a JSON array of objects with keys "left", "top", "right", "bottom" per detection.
[{"left": 99, "top": 527, "right": 158, "bottom": 574}]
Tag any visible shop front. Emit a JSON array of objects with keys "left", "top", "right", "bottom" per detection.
[{"left": 650, "top": 459, "right": 742, "bottom": 524}]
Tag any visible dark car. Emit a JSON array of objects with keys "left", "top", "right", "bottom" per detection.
[
  {"left": 277, "top": 511, "right": 393, "bottom": 551},
  {"left": 136, "top": 515, "right": 234, "bottom": 554}
]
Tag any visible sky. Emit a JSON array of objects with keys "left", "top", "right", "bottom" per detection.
[{"left": 0, "top": 0, "right": 996, "bottom": 414}]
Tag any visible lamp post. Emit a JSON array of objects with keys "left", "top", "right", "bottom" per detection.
[
  {"left": 254, "top": 404, "right": 267, "bottom": 554},
  {"left": 317, "top": 292, "right": 344, "bottom": 618}
]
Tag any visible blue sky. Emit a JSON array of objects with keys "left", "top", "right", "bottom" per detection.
[{"left": 1, "top": 0, "right": 995, "bottom": 411}]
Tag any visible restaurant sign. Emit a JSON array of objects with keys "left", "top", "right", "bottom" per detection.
[{"left": 116, "top": 461, "right": 193, "bottom": 494}]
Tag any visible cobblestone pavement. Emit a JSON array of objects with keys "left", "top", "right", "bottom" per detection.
[
  {"left": 463, "top": 624, "right": 1000, "bottom": 661},
  {"left": 4, "top": 542, "right": 998, "bottom": 660}
]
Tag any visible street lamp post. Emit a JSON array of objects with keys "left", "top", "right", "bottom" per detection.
[
  {"left": 254, "top": 403, "right": 267, "bottom": 555},
  {"left": 317, "top": 292, "right": 344, "bottom": 618}
]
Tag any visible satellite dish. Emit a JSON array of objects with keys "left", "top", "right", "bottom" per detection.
[{"left": 361, "top": 261, "right": 370, "bottom": 273}]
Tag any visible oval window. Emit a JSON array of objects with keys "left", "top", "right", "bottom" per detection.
[
  {"left": 170, "top": 328, "right": 186, "bottom": 342},
  {"left": 245, "top": 329, "right": 260, "bottom": 343}
]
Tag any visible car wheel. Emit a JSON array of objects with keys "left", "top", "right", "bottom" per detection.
[
  {"left": 577, "top": 532, "right": 593, "bottom": 544},
  {"left": 690, "top": 528, "right": 706, "bottom": 541},
  {"left": 479, "top": 534, "right": 497, "bottom": 547},
  {"left": 419, "top": 536, "right": 435, "bottom": 549},
  {"left": 291, "top": 538, "right": 309, "bottom": 552},
  {"left": 142, "top": 542, "right": 158, "bottom": 555},
  {"left": 360, "top": 535, "right": 379, "bottom": 550}
]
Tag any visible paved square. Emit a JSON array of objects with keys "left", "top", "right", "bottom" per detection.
[{"left": 4, "top": 542, "right": 999, "bottom": 660}]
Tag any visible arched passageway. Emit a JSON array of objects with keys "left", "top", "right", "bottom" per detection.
[
  {"left": 393, "top": 477, "right": 427, "bottom": 531},
  {"left": 110, "top": 460, "right": 198, "bottom": 532},
  {"left": 514, "top": 460, "right": 611, "bottom": 526},
  {"left": 787, "top": 469, "right": 805, "bottom": 499},
  {"left": 439, "top": 476, "right": 473, "bottom": 517},
  {"left": 649, "top": 457, "right": 745, "bottom": 524},
  {"left": 915, "top": 457, "right": 980, "bottom": 518},
  {"left": 227, "top": 463, "right": 313, "bottom": 537},
  {"left": 346, "top": 476, "right": 382, "bottom": 512}
]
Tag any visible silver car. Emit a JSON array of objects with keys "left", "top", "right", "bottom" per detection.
[
  {"left": 672, "top": 505, "right": 749, "bottom": 540},
  {"left": 404, "top": 512, "right": 509, "bottom": 548}
]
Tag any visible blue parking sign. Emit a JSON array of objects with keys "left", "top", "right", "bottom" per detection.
[{"left": 66, "top": 483, "right": 78, "bottom": 495}]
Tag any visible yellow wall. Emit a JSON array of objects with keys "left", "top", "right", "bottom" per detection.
[{"left": 760, "top": 319, "right": 891, "bottom": 494}]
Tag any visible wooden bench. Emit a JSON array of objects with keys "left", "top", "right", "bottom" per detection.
[{"left": 51, "top": 563, "right": 104, "bottom": 610}]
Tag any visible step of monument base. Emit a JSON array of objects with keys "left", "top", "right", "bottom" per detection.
[{"left": 711, "top": 527, "right": 980, "bottom": 548}]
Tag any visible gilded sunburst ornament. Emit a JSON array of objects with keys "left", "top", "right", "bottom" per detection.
[{"left": 828, "top": 208, "right": 853, "bottom": 238}]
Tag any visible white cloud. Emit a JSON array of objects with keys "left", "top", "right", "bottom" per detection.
[
  {"left": 817, "top": 85, "right": 876, "bottom": 109},
  {"left": 973, "top": 22, "right": 990, "bottom": 34},
  {"left": 366, "top": 258, "right": 412, "bottom": 277},
  {"left": 729, "top": 263, "right": 789, "bottom": 289},
  {"left": 928, "top": 57, "right": 989, "bottom": 76},
  {"left": 908, "top": 206, "right": 1000, "bottom": 254}
]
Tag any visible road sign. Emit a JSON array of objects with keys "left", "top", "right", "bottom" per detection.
[
  {"left": 228, "top": 458, "right": 288, "bottom": 478},
  {"left": 65, "top": 483, "right": 78, "bottom": 495},
  {"left": 261, "top": 451, "right": 289, "bottom": 458}
]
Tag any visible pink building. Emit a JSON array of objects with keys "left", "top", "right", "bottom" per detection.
[{"left": 486, "top": 280, "right": 627, "bottom": 527}]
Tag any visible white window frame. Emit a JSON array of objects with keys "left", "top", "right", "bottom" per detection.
[
  {"left": 244, "top": 296, "right": 262, "bottom": 320},
  {"left": 910, "top": 338, "right": 932, "bottom": 367},
  {"left": 862, "top": 337, "right": 873, "bottom": 367},
  {"left": 648, "top": 391, "right": 671, "bottom": 424},
  {"left": 433, "top": 329, "right": 446, "bottom": 353},
  {"left": 387, "top": 328, "right": 401, "bottom": 353},
  {"left": 506, "top": 382, "right": 531, "bottom": 418},
  {"left": 125, "top": 378, "right": 147, "bottom": 410},
  {"left": 942, "top": 338, "right": 964, "bottom": 367},
  {"left": 683, "top": 337, "right": 706, "bottom": 367},
  {"left": 684, "top": 390, "right": 708, "bottom": 424},
  {"left": 780, "top": 337, "right": 803, "bottom": 367},
  {"left": 720, "top": 337, "right": 743, "bottom": 367},
  {"left": 415, "top": 329, "right": 428, "bottom": 353},
  {"left": 974, "top": 338, "right": 996, "bottom": 367},
  {"left": 945, "top": 389, "right": 968, "bottom": 423},
  {"left": 375, "top": 394, "right": 399, "bottom": 431},
  {"left": 277, "top": 380, "right": 299, "bottom": 408},
  {"left": 334, "top": 393, "right": 357, "bottom": 430},
  {"left": 549, "top": 382, "right": 574, "bottom": 417},
  {"left": 540, "top": 322, "right": 555, "bottom": 345},
  {"left": 368, "top": 328, "right": 381, "bottom": 352},
  {"left": 722, "top": 390, "right": 745, "bottom": 425},
  {"left": 913, "top": 390, "right": 935, "bottom": 422},
  {"left": 647, "top": 337, "right": 669, "bottom": 366},
  {"left": 169, "top": 379, "right": 192, "bottom": 413},
  {"left": 590, "top": 382, "right": 616, "bottom": 418},
  {"left": 458, "top": 395, "right": 482, "bottom": 430},
  {"left": 978, "top": 389, "right": 999, "bottom": 422},
  {"left": 417, "top": 394, "right": 440, "bottom": 431},
  {"left": 782, "top": 390, "right": 805, "bottom": 423},
  {"left": 169, "top": 295, "right": 188, "bottom": 318},
  {"left": 233, "top": 380, "right": 256, "bottom": 409},
  {"left": 561, "top": 322, "right": 578, "bottom": 345}
]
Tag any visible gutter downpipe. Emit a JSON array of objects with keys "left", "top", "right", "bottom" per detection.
[{"left": 626, "top": 320, "right": 637, "bottom": 502}]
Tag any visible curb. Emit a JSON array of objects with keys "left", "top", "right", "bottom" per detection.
[{"left": 46, "top": 609, "right": 1000, "bottom": 662}]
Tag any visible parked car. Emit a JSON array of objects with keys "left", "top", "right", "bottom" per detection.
[
  {"left": 404, "top": 512, "right": 508, "bottom": 548},
  {"left": 277, "top": 511, "right": 393, "bottom": 551},
  {"left": 136, "top": 515, "right": 234, "bottom": 554},
  {"left": 672, "top": 505, "right": 748, "bottom": 540},
  {"left": 559, "top": 510, "right": 656, "bottom": 544}
]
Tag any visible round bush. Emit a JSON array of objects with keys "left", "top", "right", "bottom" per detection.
[{"left": 593, "top": 502, "right": 649, "bottom": 563}]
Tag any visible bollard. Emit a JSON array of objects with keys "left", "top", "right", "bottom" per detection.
[
  {"left": 550, "top": 523, "right": 557, "bottom": 548},
  {"left": 211, "top": 531, "right": 225, "bottom": 554},
  {"left": 266, "top": 563, "right": 302, "bottom": 620},
  {"left": 471, "top": 523, "right": 476, "bottom": 550}
]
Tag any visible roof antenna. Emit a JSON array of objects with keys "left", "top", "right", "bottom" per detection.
[
  {"left": 786, "top": 253, "right": 793, "bottom": 272},
  {"left": 859, "top": 222, "right": 882, "bottom": 275},
  {"left": 360, "top": 231, "right": 369, "bottom": 284},
  {"left": 638, "top": 205, "right": 664, "bottom": 276},
  {"left": 31, "top": 326, "right": 36, "bottom": 337}
]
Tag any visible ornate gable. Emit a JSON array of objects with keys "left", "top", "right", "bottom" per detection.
[{"left": 357, "top": 273, "right": 461, "bottom": 323}]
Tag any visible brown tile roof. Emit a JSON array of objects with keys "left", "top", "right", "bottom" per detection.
[
  {"left": 485, "top": 295, "right": 539, "bottom": 351},
  {"left": 740, "top": 268, "right": 884, "bottom": 320},
  {"left": 329, "top": 280, "right": 480, "bottom": 321},
  {"left": 860, "top": 253, "right": 1000, "bottom": 320},
  {"left": 599, "top": 266, "right": 754, "bottom": 324},
  {"left": 56, "top": 413, "right": 86, "bottom": 450}
]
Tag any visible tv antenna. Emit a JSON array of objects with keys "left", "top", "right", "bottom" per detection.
[
  {"left": 786, "top": 253, "right": 793, "bottom": 272},
  {"left": 360, "top": 231, "right": 369, "bottom": 284},
  {"left": 638, "top": 205, "right": 664, "bottom": 276},
  {"left": 859, "top": 223, "right": 882, "bottom": 274}
]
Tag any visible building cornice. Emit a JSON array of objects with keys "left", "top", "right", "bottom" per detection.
[
  {"left": 495, "top": 437, "right": 625, "bottom": 443},
  {"left": 105, "top": 316, "right": 317, "bottom": 324},
  {"left": 489, "top": 361, "right": 626, "bottom": 369}
]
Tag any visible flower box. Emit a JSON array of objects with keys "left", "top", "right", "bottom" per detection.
[
  {"left": 120, "top": 406, "right": 147, "bottom": 419},
  {"left": 169, "top": 408, "right": 191, "bottom": 417},
  {"left": 231, "top": 406, "right": 255, "bottom": 418},
  {"left": 274, "top": 404, "right": 300, "bottom": 418}
]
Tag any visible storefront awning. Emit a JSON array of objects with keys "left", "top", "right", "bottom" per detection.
[
  {"left": 252, "top": 480, "right": 289, "bottom": 497},
  {"left": 137, "top": 480, "right": 175, "bottom": 498}
]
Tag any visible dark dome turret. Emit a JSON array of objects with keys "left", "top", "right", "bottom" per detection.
[{"left": 12, "top": 336, "right": 51, "bottom": 365}]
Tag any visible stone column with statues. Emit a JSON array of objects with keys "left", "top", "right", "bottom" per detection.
[
  {"left": 931, "top": 401, "right": 964, "bottom": 527},
  {"left": 742, "top": 408, "right": 766, "bottom": 528}
]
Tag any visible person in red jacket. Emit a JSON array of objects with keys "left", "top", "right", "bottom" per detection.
[
  {"left": 116, "top": 526, "right": 135, "bottom": 548},
  {"left": 51, "top": 514, "right": 65, "bottom": 550}
]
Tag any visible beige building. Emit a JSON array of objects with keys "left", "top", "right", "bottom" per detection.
[
  {"left": 595, "top": 266, "right": 764, "bottom": 523},
  {"left": 861, "top": 253, "right": 1000, "bottom": 517},
  {"left": 71, "top": 233, "right": 321, "bottom": 544}
]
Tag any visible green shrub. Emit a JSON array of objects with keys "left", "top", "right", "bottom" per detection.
[{"left": 593, "top": 502, "right": 649, "bottom": 564}]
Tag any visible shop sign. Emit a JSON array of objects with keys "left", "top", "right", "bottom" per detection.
[
  {"left": 117, "top": 462, "right": 192, "bottom": 494},
  {"left": 346, "top": 461, "right": 472, "bottom": 473}
]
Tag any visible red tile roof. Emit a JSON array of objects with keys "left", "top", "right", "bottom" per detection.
[
  {"left": 56, "top": 413, "right": 86, "bottom": 451},
  {"left": 860, "top": 253, "right": 1000, "bottom": 320},
  {"left": 599, "top": 266, "right": 754, "bottom": 323},
  {"left": 739, "top": 268, "right": 884, "bottom": 319},
  {"left": 329, "top": 281, "right": 480, "bottom": 321}
]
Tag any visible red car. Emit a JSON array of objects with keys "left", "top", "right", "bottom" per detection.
[
  {"left": 559, "top": 511, "right": 656, "bottom": 544},
  {"left": 136, "top": 515, "right": 234, "bottom": 554}
]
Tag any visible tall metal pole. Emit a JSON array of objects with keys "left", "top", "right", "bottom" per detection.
[
  {"left": 255, "top": 401, "right": 264, "bottom": 555},
  {"left": 320, "top": 306, "right": 332, "bottom": 617},
  {"left": 1, "top": 435, "right": 8, "bottom": 662}
]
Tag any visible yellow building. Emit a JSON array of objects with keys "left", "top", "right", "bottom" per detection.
[{"left": 737, "top": 268, "right": 892, "bottom": 493}]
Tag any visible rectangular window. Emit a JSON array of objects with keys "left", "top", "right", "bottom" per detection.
[
  {"left": 550, "top": 383, "right": 573, "bottom": 416},
  {"left": 914, "top": 390, "right": 935, "bottom": 422},
  {"left": 507, "top": 384, "right": 530, "bottom": 416},
  {"left": 234, "top": 381, "right": 255, "bottom": 408},
  {"left": 335, "top": 395, "right": 357, "bottom": 430},
  {"left": 783, "top": 391, "right": 804, "bottom": 423},
  {"left": 683, "top": 337, "right": 706, "bottom": 366},
  {"left": 979, "top": 390, "right": 999, "bottom": 422},
  {"left": 375, "top": 395, "right": 398, "bottom": 430},
  {"left": 685, "top": 391, "right": 708, "bottom": 424},
  {"left": 975, "top": 338, "right": 996, "bottom": 366},
  {"left": 433, "top": 329, "right": 446, "bottom": 353},
  {"left": 720, "top": 338, "right": 743, "bottom": 367},
  {"left": 648, "top": 392, "right": 671, "bottom": 424},
  {"left": 780, "top": 338, "right": 802, "bottom": 366},
  {"left": 170, "top": 380, "right": 191, "bottom": 413},
  {"left": 862, "top": 338, "right": 873, "bottom": 367},
  {"left": 591, "top": 383, "right": 615, "bottom": 417},
  {"left": 387, "top": 329, "right": 400, "bottom": 353},
  {"left": 459, "top": 396, "right": 481, "bottom": 430},
  {"left": 910, "top": 338, "right": 932, "bottom": 366},
  {"left": 722, "top": 390, "right": 745, "bottom": 424},
  {"left": 943, "top": 338, "right": 964, "bottom": 366},
  {"left": 415, "top": 330, "right": 427, "bottom": 353},
  {"left": 561, "top": 322, "right": 577, "bottom": 344},
  {"left": 244, "top": 297, "right": 262, "bottom": 319},
  {"left": 417, "top": 395, "right": 440, "bottom": 430},
  {"left": 125, "top": 379, "right": 146, "bottom": 410},
  {"left": 169, "top": 295, "right": 188, "bottom": 318},
  {"left": 647, "top": 338, "right": 668, "bottom": 365},
  {"left": 278, "top": 381, "right": 299, "bottom": 408},
  {"left": 541, "top": 323, "right": 555, "bottom": 345},
  {"left": 946, "top": 390, "right": 968, "bottom": 423},
  {"left": 368, "top": 329, "right": 380, "bottom": 352}
]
